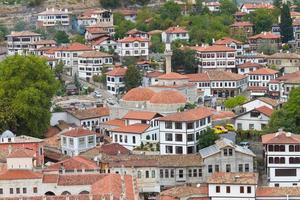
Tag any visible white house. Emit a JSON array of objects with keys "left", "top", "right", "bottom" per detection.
[
  {"left": 117, "top": 36, "right": 149, "bottom": 60},
  {"left": 6, "top": 31, "right": 41, "bottom": 55},
  {"left": 240, "top": 97, "right": 282, "bottom": 112},
  {"left": 161, "top": 26, "right": 189, "bottom": 43},
  {"left": 191, "top": 45, "right": 236, "bottom": 72},
  {"left": 37, "top": 8, "right": 71, "bottom": 29},
  {"left": 214, "top": 37, "right": 244, "bottom": 56},
  {"left": 6, "top": 149, "right": 36, "bottom": 170},
  {"left": 237, "top": 62, "right": 263, "bottom": 75},
  {"left": 158, "top": 107, "right": 213, "bottom": 154},
  {"left": 106, "top": 66, "right": 127, "bottom": 95},
  {"left": 126, "top": 28, "right": 149, "bottom": 39},
  {"left": 61, "top": 127, "right": 97, "bottom": 156},
  {"left": 77, "top": 9, "right": 113, "bottom": 30},
  {"left": 91, "top": 36, "right": 117, "bottom": 52},
  {"left": 110, "top": 111, "right": 162, "bottom": 150},
  {"left": 240, "top": 3, "right": 274, "bottom": 14},
  {"left": 50, "top": 43, "right": 92, "bottom": 76},
  {"left": 187, "top": 71, "right": 248, "bottom": 98},
  {"left": 204, "top": 2, "right": 221, "bottom": 12},
  {"left": 248, "top": 68, "right": 279, "bottom": 97},
  {"left": 208, "top": 172, "right": 258, "bottom": 200},
  {"left": 78, "top": 51, "right": 113, "bottom": 81},
  {"left": 234, "top": 106, "right": 273, "bottom": 131},
  {"left": 262, "top": 130, "right": 300, "bottom": 187},
  {"left": 29, "top": 39, "right": 57, "bottom": 56}
]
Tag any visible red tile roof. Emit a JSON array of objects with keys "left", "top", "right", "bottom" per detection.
[
  {"left": 98, "top": 143, "right": 130, "bottom": 155},
  {"left": 248, "top": 68, "right": 278, "bottom": 75},
  {"left": 149, "top": 90, "right": 186, "bottom": 104},
  {"left": 57, "top": 174, "right": 103, "bottom": 185},
  {"left": 249, "top": 32, "right": 280, "bottom": 40},
  {"left": 86, "top": 27, "right": 108, "bottom": 34},
  {"left": 255, "top": 106, "right": 273, "bottom": 117},
  {"left": 237, "top": 61, "right": 262, "bottom": 69},
  {"left": 256, "top": 187, "right": 300, "bottom": 197},
  {"left": 91, "top": 36, "right": 111, "bottom": 46},
  {"left": 262, "top": 131, "right": 300, "bottom": 144},
  {"left": 45, "top": 156, "right": 99, "bottom": 171},
  {"left": 186, "top": 73, "right": 210, "bottom": 82},
  {"left": 67, "top": 107, "right": 109, "bottom": 120},
  {"left": 111, "top": 123, "right": 150, "bottom": 134},
  {"left": 0, "top": 170, "right": 42, "bottom": 180},
  {"left": 126, "top": 28, "right": 146, "bottom": 35},
  {"left": 145, "top": 71, "right": 164, "bottom": 78},
  {"left": 106, "top": 67, "right": 127, "bottom": 76},
  {"left": 230, "top": 21, "right": 253, "bottom": 27},
  {"left": 159, "top": 107, "right": 213, "bottom": 122},
  {"left": 42, "top": 174, "right": 59, "bottom": 183},
  {"left": 78, "top": 51, "right": 112, "bottom": 58},
  {"left": 123, "top": 111, "right": 162, "bottom": 120},
  {"left": 214, "top": 37, "right": 243, "bottom": 45},
  {"left": 54, "top": 43, "right": 92, "bottom": 52},
  {"left": 7, "top": 31, "right": 41, "bottom": 37},
  {"left": 160, "top": 185, "right": 208, "bottom": 200},
  {"left": 118, "top": 36, "right": 149, "bottom": 43},
  {"left": 165, "top": 26, "right": 188, "bottom": 34},
  {"left": 192, "top": 45, "right": 236, "bottom": 52},
  {"left": 7, "top": 148, "right": 35, "bottom": 158},
  {"left": 102, "top": 119, "right": 125, "bottom": 127},
  {"left": 32, "top": 40, "right": 56, "bottom": 45},
  {"left": 242, "top": 3, "right": 274, "bottom": 10},
  {"left": 207, "top": 172, "right": 258, "bottom": 185},
  {"left": 158, "top": 72, "right": 188, "bottom": 80},
  {"left": 62, "top": 128, "right": 96, "bottom": 137},
  {"left": 187, "top": 71, "right": 246, "bottom": 82},
  {"left": 122, "top": 87, "right": 155, "bottom": 101}
]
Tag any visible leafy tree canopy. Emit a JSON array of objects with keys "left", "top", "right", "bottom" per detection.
[
  {"left": 55, "top": 31, "right": 70, "bottom": 44},
  {"left": 280, "top": 3, "right": 294, "bottom": 43},
  {"left": 268, "top": 87, "right": 300, "bottom": 133},
  {"left": 219, "top": 0, "right": 237, "bottom": 15},
  {"left": 198, "top": 128, "right": 220, "bottom": 149},
  {"left": 0, "top": 55, "right": 59, "bottom": 137},
  {"left": 172, "top": 48, "right": 198, "bottom": 73},
  {"left": 224, "top": 95, "right": 247, "bottom": 109},
  {"left": 70, "top": 34, "right": 86, "bottom": 44},
  {"left": 160, "top": 1, "right": 182, "bottom": 21},
  {"left": 124, "top": 65, "right": 142, "bottom": 91}
]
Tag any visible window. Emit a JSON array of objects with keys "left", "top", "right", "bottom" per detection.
[
  {"left": 208, "top": 165, "right": 213, "bottom": 173},
  {"left": 23, "top": 188, "right": 27, "bottom": 194},
  {"left": 250, "top": 111, "right": 260, "bottom": 118},
  {"left": 175, "top": 146, "right": 183, "bottom": 154},
  {"left": 63, "top": 137, "right": 66, "bottom": 145},
  {"left": 145, "top": 171, "right": 149, "bottom": 178},
  {"left": 133, "top": 136, "right": 136, "bottom": 144},
  {"left": 245, "top": 164, "right": 249, "bottom": 172},
  {"left": 223, "top": 149, "right": 228, "bottom": 156},
  {"left": 188, "top": 169, "right": 192, "bottom": 177},
  {"left": 170, "top": 169, "right": 175, "bottom": 178},
  {"left": 0, "top": 188, "right": 2, "bottom": 194},
  {"left": 16, "top": 188, "right": 20, "bottom": 194},
  {"left": 275, "top": 169, "right": 297, "bottom": 176},
  {"left": 187, "top": 134, "right": 194, "bottom": 142},
  {"left": 165, "top": 122, "right": 172, "bottom": 129},
  {"left": 239, "top": 164, "right": 243, "bottom": 172},
  {"left": 198, "top": 169, "right": 202, "bottom": 177},
  {"left": 240, "top": 186, "right": 244, "bottom": 193},
  {"left": 10, "top": 188, "right": 13, "bottom": 194},
  {"left": 175, "top": 134, "right": 182, "bottom": 142},
  {"left": 166, "top": 146, "right": 173, "bottom": 153},
  {"left": 226, "top": 186, "right": 231, "bottom": 193},
  {"left": 178, "top": 169, "right": 184, "bottom": 178},
  {"left": 216, "top": 186, "right": 220, "bottom": 193},
  {"left": 193, "top": 169, "right": 197, "bottom": 177},
  {"left": 79, "top": 137, "right": 85, "bottom": 146},
  {"left": 151, "top": 170, "right": 155, "bottom": 178},
  {"left": 165, "top": 169, "right": 169, "bottom": 178},
  {"left": 160, "top": 169, "right": 163, "bottom": 178},
  {"left": 187, "top": 122, "right": 194, "bottom": 129},
  {"left": 138, "top": 171, "right": 142, "bottom": 178},
  {"left": 69, "top": 138, "right": 74, "bottom": 146},
  {"left": 175, "top": 122, "right": 182, "bottom": 129},
  {"left": 247, "top": 186, "right": 251, "bottom": 193},
  {"left": 215, "top": 165, "right": 219, "bottom": 172},
  {"left": 165, "top": 133, "right": 173, "bottom": 141},
  {"left": 228, "top": 149, "right": 233, "bottom": 156},
  {"left": 249, "top": 124, "right": 254, "bottom": 130},
  {"left": 226, "top": 164, "right": 231, "bottom": 172}
]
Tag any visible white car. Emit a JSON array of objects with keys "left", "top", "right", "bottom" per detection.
[{"left": 94, "top": 91, "right": 102, "bottom": 98}]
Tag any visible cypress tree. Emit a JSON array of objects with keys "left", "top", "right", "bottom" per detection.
[{"left": 280, "top": 3, "right": 294, "bottom": 43}]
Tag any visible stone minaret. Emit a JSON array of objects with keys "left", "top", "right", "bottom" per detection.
[{"left": 164, "top": 42, "right": 173, "bottom": 73}]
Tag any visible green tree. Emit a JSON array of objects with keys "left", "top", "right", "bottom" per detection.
[
  {"left": 198, "top": 128, "right": 220, "bottom": 149},
  {"left": 100, "top": 66, "right": 108, "bottom": 86},
  {"left": 273, "top": 0, "right": 282, "bottom": 8},
  {"left": 268, "top": 87, "right": 300, "bottom": 133},
  {"left": 55, "top": 31, "right": 69, "bottom": 44},
  {"left": 295, "top": 0, "right": 300, "bottom": 12},
  {"left": 114, "top": 13, "right": 135, "bottom": 39},
  {"left": 219, "top": 0, "right": 237, "bottom": 15},
  {"left": 257, "top": 42, "right": 277, "bottom": 55},
  {"left": 150, "top": 34, "right": 164, "bottom": 53},
  {"left": 14, "top": 19, "right": 26, "bottom": 31},
  {"left": 280, "top": 3, "right": 294, "bottom": 43},
  {"left": 100, "top": 0, "right": 120, "bottom": 8},
  {"left": 0, "top": 23, "right": 8, "bottom": 42},
  {"left": 0, "top": 55, "right": 59, "bottom": 137},
  {"left": 224, "top": 95, "right": 247, "bottom": 109},
  {"left": 247, "top": 8, "right": 277, "bottom": 34},
  {"left": 160, "top": 1, "right": 181, "bottom": 21},
  {"left": 172, "top": 48, "right": 198, "bottom": 73},
  {"left": 124, "top": 65, "right": 142, "bottom": 91},
  {"left": 70, "top": 34, "right": 86, "bottom": 44},
  {"left": 54, "top": 61, "right": 64, "bottom": 82},
  {"left": 192, "top": 0, "right": 204, "bottom": 15}
]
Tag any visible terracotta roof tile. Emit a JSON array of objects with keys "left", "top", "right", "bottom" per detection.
[
  {"left": 86, "top": 26, "right": 108, "bottom": 34},
  {"left": 257, "top": 97, "right": 281, "bottom": 107},
  {"left": 67, "top": 107, "right": 109, "bottom": 120},
  {"left": 255, "top": 106, "right": 273, "bottom": 117},
  {"left": 42, "top": 174, "right": 58, "bottom": 183},
  {"left": 160, "top": 185, "right": 208, "bottom": 199},
  {"left": 78, "top": 51, "right": 112, "bottom": 58},
  {"left": 207, "top": 71, "right": 246, "bottom": 81},
  {"left": 106, "top": 67, "right": 127, "bottom": 76},
  {"left": 126, "top": 28, "right": 146, "bottom": 35},
  {"left": 159, "top": 107, "right": 213, "bottom": 122},
  {"left": 207, "top": 172, "right": 258, "bottom": 185},
  {"left": 165, "top": 26, "right": 188, "bottom": 34},
  {"left": 7, "top": 31, "right": 41, "bottom": 37},
  {"left": 145, "top": 71, "right": 164, "bottom": 78},
  {"left": 62, "top": 128, "right": 96, "bottom": 137},
  {"left": 158, "top": 72, "right": 188, "bottom": 80},
  {"left": 242, "top": 3, "right": 274, "bottom": 10},
  {"left": 123, "top": 111, "right": 162, "bottom": 120},
  {"left": 192, "top": 45, "right": 235, "bottom": 52},
  {"left": 57, "top": 174, "right": 103, "bottom": 185},
  {"left": 237, "top": 61, "right": 263, "bottom": 69},
  {"left": 91, "top": 36, "right": 111, "bottom": 46},
  {"left": 248, "top": 67, "right": 278, "bottom": 75},
  {"left": 7, "top": 148, "right": 35, "bottom": 158},
  {"left": 214, "top": 37, "right": 243, "bottom": 45},
  {"left": 111, "top": 123, "right": 150, "bottom": 134},
  {"left": 0, "top": 170, "right": 42, "bottom": 180},
  {"left": 118, "top": 36, "right": 149, "bottom": 43},
  {"left": 80, "top": 143, "right": 130, "bottom": 159},
  {"left": 186, "top": 73, "right": 210, "bottom": 82},
  {"left": 55, "top": 43, "right": 92, "bottom": 52},
  {"left": 230, "top": 21, "right": 253, "bottom": 27},
  {"left": 32, "top": 40, "right": 56, "bottom": 45},
  {"left": 122, "top": 87, "right": 155, "bottom": 101},
  {"left": 149, "top": 90, "right": 186, "bottom": 104},
  {"left": 45, "top": 156, "right": 99, "bottom": 171},
  {"left": 256, "top": 187, "right": 300, "bottom": 197},
  {"left": 249, "top": 32, "right": 280, "bottom": 40},
  {"left": 102, "top": 119, "right": 125, "bottom": 127},
  {"left": 262, "top": 131, "right": 300, "bottom": 144}
]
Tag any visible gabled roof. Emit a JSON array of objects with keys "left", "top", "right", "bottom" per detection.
[
  {"left": 145, "top": 71, "right": 164, "bottom": 78},
  {"left": 158, "top": 72, "right": 188, "bottom": 80},
  {"left": 32, "top": 39, "right": 56, "bottom": 45},
  {"left": 67, "top": 107, "right": 109, "bottom": 120},
  {"left": 191, "top": 45, "right": 236, "bottom": 52},
  {"left": 160, "top": 185, "right": 208, "bottom": 200},
  {"left": 241, "top": 3, "right": 274, "bottom": 10},
  {"left": 207, "top": 172, "right": 258, "bottom": 185},
  {"left": 57, "top": 174, "right": 103, "bottom": 185},
  {"left": 0, "top": 170, "right": 42, "bottom": 180},
  {"left": 38, "top": 8, "right": 71, "bottom": 15},
  {"left": 118, "top": 36, "right": 149, "bottom": 43},
  {"left": 54, "top": 43, "right": 92, "bottom": 52},
  {"left": 123, "top": 111, "right": 162, "bottom": 121},
  {"left": 159, "top": 107, "right": 213, "bottom": 122},
  {"left": 256, "top": 187, "right": 300, "bottom": 197},
  {"left": 262, "top": 131, "right": 300, "bottom": 144},
  {"left": 111, "top": 123, "right": 150, "bottom": 134},
  {"left": 165, "top": 26, "right": 188, "bottom": 34},
  {"left": 80, "top": 143, "right": 130, "bottom": 159},
  {"left": 186, "top": 71, "right": 246, "bottom": 82},
  {"left": 248, "top": 68, "right": 278, "bottom": 75},
  {"left": 7, "top": 148, "right": 35, "bottom": 158},
  {"left": 106, "top": 67, "right": 127, "bottom": 76},
  {"left": 230, "top": 21, "right": 253, "bottom": 27},
  {"left": 45, "top": 156, "right": 99, "bottom": 171},
  {"left": 255, "top": 106, "right": 273, "bottom": 117},
  {"left": 126, "top": 28, "right": 147, "bottom": 35},
  {"left": 78, "top": 51, "right": 112, "bottom": 58},
  {"left": 214, "top": 37, "right": 243, "bottom": 45},
  {"left": 62, "top": 128, "right": 96, "bottom": 137},
  {"left": 249, "top": 32, "right": 280, "bottom": 40},
  {"left": 102, "top": 118, "right": 125, "bottom": 127},
  {"left": 237, "top": 61, "right": 263, "bottom": 69},
  {"left": 7, "top": 31, "right": 41, "bottom": 37}
]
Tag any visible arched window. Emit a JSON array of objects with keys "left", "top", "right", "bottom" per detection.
[
  {"left": 79, "top": 191, "right": 89, "bottom": 195},
  {"left": 289, "top": 145, "right": 295, "bottom": 152},
  {"left": 61, "top": 191, "right": 71, "bottom": 196},
  {"left": 45, "top": 191, "right": 55, "bottom": 196}
]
